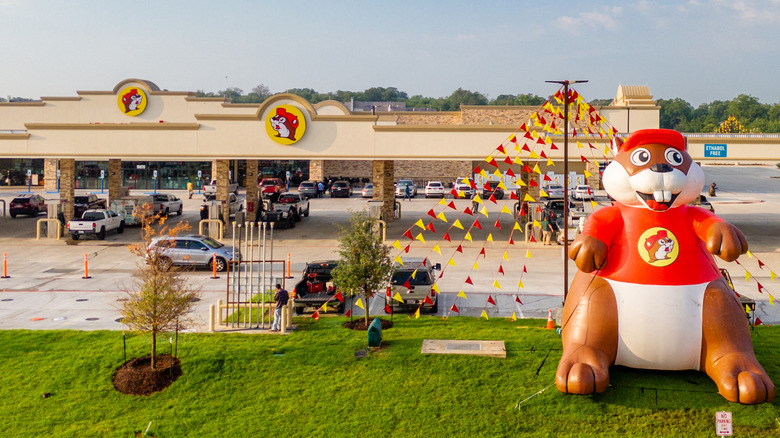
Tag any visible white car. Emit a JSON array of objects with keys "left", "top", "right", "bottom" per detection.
[
  {"left": 453, "top": 179, "right": 474, "bottom": 198},
  {"left": 425, "top": 181, "right": 445, "bottom": 198},
  {"left": 361, "top": 183, "right": 374, "bottom": 198},
  {"left": 395, "top": 179, "right": 417, "bottom": 197},
  {"left": 572, "top": 185, "right": 594, "bottom": 200},
  {"left": 544, "top": 184, "right": 565, "bottom": 199}
]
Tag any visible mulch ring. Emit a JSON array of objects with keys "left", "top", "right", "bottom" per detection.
[
  {"left": 342, "top": 317, "right": 393, "bottom": 331},
  {"left": 112, "top": 354, "right": 182, "bottom": 396}
]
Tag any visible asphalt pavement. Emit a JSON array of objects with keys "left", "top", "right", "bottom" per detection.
[{"left": 0, "top": 163, "right": 779, "bottom": 331}]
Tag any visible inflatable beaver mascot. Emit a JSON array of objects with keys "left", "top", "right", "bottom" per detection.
[{"left": 556, "top": 128, "right": 774, "bottom": 404}]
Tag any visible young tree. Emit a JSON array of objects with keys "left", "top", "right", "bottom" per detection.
[
  {"left": 121, "top": 207, "right": 200, "bottom": 369},
  {"left": 330, "top": 210, "right": 393, "bottom": 327}
]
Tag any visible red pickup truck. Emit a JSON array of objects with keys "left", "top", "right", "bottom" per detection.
[{"left": 259, "top": 178, "right": 283, "bottom": 198}]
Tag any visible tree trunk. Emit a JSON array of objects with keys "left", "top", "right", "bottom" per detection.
[
  {"left": 365, "top": 293, "right": 369, "bottom": 328},
  {"left": 151, "top": 331, "right": 157, "bottom": 370}
]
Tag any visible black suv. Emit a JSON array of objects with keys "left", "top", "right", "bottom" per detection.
[
  {"left": 330, "top": 180, "right": 352, "bottom": 198},
  {"left": 482, "top": 181, "right": 505, "bottom": 200}
]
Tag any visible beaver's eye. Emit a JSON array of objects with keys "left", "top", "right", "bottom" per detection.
[
  {"left": 665, "top": 148, "right": 684, "bottom": 166},
  {"left": 629, "top": 148, "right": 651, "bottom": 166}
]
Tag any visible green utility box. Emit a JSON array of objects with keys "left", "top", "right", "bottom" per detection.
[{"left": 368, "top": 318, "right": 382, "bottom": 347}]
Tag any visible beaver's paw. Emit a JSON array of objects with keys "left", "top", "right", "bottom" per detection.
[
  {"left": 706, "top": 222, "right": 748, "bottom": 262},
  {"left": 568, "top": 235, "right": 608, "bottom": 273},
  {"left": 708, "top": 353, "right": 775, "bottom": 404},
  {"left": 556, "top": 346, "right": 611, "bottom": 395}
]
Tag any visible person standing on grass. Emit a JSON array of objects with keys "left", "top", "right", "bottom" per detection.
[{"left": 271, "top": 284, "right": 289, "bottom": 332}]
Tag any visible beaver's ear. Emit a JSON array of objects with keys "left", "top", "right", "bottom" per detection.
[{"left": 611, "top": 137, "right": 624, "bottom": 155}]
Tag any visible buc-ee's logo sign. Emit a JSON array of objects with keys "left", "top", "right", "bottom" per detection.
[
  {"left": 117, "top": 87, "right": 147, "bottom": 116},
  {"left": 266, "top": 105, "right": 306, "bottom": 145}
]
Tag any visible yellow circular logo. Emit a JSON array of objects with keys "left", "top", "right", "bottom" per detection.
[
  {"left": 638, "top": 227, "right": 679, "bottom": 267},
  {"left": 117, "top": 86, "right": 147, "bottom": 116},
  {"left": 266, "top": 104, "right": 306, "bottom": 145}
]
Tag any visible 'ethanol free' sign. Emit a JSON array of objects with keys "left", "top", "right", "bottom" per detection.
[{"left": 704, "top": 143, "right": 727, "bottom": 158}]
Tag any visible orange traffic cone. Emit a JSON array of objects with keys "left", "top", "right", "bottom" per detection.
[{"left": 545, "top": 309, "right": 555, "bottom": 329}]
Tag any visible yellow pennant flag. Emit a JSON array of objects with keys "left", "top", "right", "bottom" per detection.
[
  {"left": 393, "top": 292, "right": 405, "bottom": 303},
  {"left": 523, "top": 194, "right": 536, "bottom": 202},
  {"left": 479, "top": 169, "right": 488, "bottom": 178},
  {"left": 771, "top": 270, "right": 777, "bottom": 281},
  {"left": 473, "top": 194, "right": 484, "bottom": 204},
  {"left": 547, "top": 158, "right": 554, "bottom": 167},
  {"left": 577, "top": 141, "right": 584, "bottom": 149},
  {"left": 431, "top": 283, "right": 439, "bottom": 293},
  {"left": 355, "top": 298, "right": 365, "bottom": 309},
  {"left": 437, "top": 212, "right": 448, "bottom": 222},
  {"left": 533, "top": 219, "right": 541, "bottom": 228},
  {"left": 503, "top": 251, "right": 509, "bottom": 260},
  {"left": 769, "top": 293, "right": 775, "bottom": 305},
  {"left": 393, "top": 240, "right": 402, "bottom": 250},
  {"left": 415, "top": 233, "right": 426, "bottom": 243},
  {"left": 480, "top": 206, "right": 489, "bottom": 217},
  {"left": 493, "top": 280, "right": 502, "bottom": 289},
  {"left": 584, "top": 170, "right": 592, "bottom": 178},
  {"left": 411, "top": 269, "right": 417, "bottom": 279},
  {"left": 438, "top": 198, "right": 448, "bottom": 206},
  {"left": 448, "top": 258, "right": 456, "bottom": 267},
  {"left": 498, "top": 181, "right": 507, "bottom": 190},
  {"left": 493, "top": 169, "right": 502, "bottom": 178},
  {"left": 529, "top": 151, "right": 541, "bottom": 159},
  {"left": 591, "top": 200, "right": 598, "bottom": 209},
  {"left": 517, "top": 280, "right": 525, "bottom": 289},
  {"left": 517, "top": 178, "right": 527, "bottom": 187},
  {"left": 746, "top": 271, "right": 752, "bottom": 282},
  {"left": 414, "top": 308, "right": 421, "bottom": 319},
  {"left": 514, "top": 222, "right": 523, "bottom": 231},
  {"left": 457, "top": 290, "right": 468, "bottom": 299},
  {"left": 487, "top": 233, "right": 493, "bottom": 242},
  {"left": 321, "top": 303, "right": 327, "bottom": 313},
  {"left": 526, "top": 250, "right": 533, "bottom": 258},
  {"left": 481, "top": 310, "right": 489, "bottom": 320},
  {"left": 501, "top": 205, "right": 512, "bottom": 215},
  {"left": 473, "top": 261, "right": 479, "bottom": 270},
  {"left": 432, "top": 244, "right": 441, "bottom": 254},
  {"left": 510, "top": 311, "right": 517, "bottom": 322},
  {"left": 533, "top": 164, "right": 541, "bottom": 175},
  {"left": 414, "top": 219, "right": 425, "bottom": 229},
  {"left": 745, "top": 304, "right": 750, "bottom": 313},
  {"left": 514, "top": 157, "right": 524, "bottom": 165},
  {"left": 464, "top": 232, "right": 472, "bottom": 242},
  {"left": 394, "top": 255, "right": 404, "bottom": 266},
  {"left": 747, "top": 250, "right": 754, "bottom": 258},
  {"left": 540, "top": 189, "right": 549, "bottom": 198},
  {"left": 453, "top": 219, "right": 464, "bottom": 229}
]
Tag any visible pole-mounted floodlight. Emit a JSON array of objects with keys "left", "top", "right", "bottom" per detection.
[{"left": 544, "top": 80, "right": 588, "bottom": 304}]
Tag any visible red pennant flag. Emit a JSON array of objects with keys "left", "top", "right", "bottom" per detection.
[
  {"left": 479, "top": 247, "right": 486, "bottom": 257},
  {"left": 473, "top": 165, "right": 481, "bottom": 174},
  {"left": 447, "top": 201, "right": 456, "bottom": 210},
  {"left": 463, "top": 207, "right": 473, "bottom": 216},
  {"left": 523, "top": 132, "right": 534, "bottom": 141},
  {"left": 443, "top": 232, "right": 451, "bottom": 242},
  {"left": 550, "top": 143, "right": 559, "bottom": 150},
  {"left": 469, "top": 180, "right": 477, "bottom": 189},
  {"left": 589, "top": 142, "right": 597, "bottom": 150},
  {"left": 497, "top": 144, "right": 507, "bottom": 154},
  {"left": 506, "top": 168, "right": 516, "bottom": 177},
  {"left": 488, "top": 194, "right": 497, "bottom": 204},
  {"left": 509, "top": 191, "right": 519, "bottom": 200},
  {"left": 488, "top": 158, "right": 498, "bottom": 168},
  {"left": 510, "top": 133, "right": 519, "bottom": 141},
  {"left": 758, "top": 260, "right": 765, "bottom": 269},
  {"left": 580, "top": 155, "right": 590, "bottom": 163},
  {"left": 509, "top": 237, "right": 515, "bottom": 245},
  {"left": 529, "top": 235, "right": 537, "bottom": 243},
  {"left": 529, "top": 179, "right": 538, "bottom": 187},
  {"left": 335, "top": 292, "right": 344, "bottom": 303},
  {"left": 483, "top": 182, "right": 492, "bottom": 190},
  {"left": 474, "top": 219, "right": 482, "bottom": 230},
  {"left": 540, "top": 151, "right": 548, "bottom": 159},
  {"left": 536, "top": 137, "right": 546, "bottom": 145},
  {"left": 755, "top": 316, "right": 763, "bottom": 326},
  {"left": 403, "top": 229, "right": 413, "bottom": 240},
  {"left": 450, "top": 188, "right": 459, "bottom": 197},
  {"left": 404, "top": 280, "right": 411, "bottom": 289},
  {"left": 536, "top": 205, "right": 542, "bottom": 213},
  {"left": 504, "top": 156, "right": 514, "bottom": 165},
  {"left": 757, "top": 283, "right": 765, "bottom": 293},
  {"left": 494, "top": 219, "right": 501, "bottom": 229},
  {"left": 456, "top": 244, "right": 463, "bottom": 253},
  {"left": 543, "top": 174, "right": 552, "bottom": 181},
  {"left": 386, "top": 287, "right": 392, "bottom": 297},
  {"left": 538, "top": 116, "right": 546, "bottom": 125},
  {"left": 426, "top": 222, "right": 436, "bottom": 233},
  {"left": 522, "top": 165, "right": 533, "bottom": 173},
  {"left": 424, "top": 296, "right": 433, "bottom": 305},
  {"left": 515, "top": 295, "right": 522, "bottom": 304},
  {"left": 487, "top": 295, "right": 496, "bottom": 305},
  {"left": 313, "top": 311, "right": 320, "bottom": 321},
  {"left": 384, "top": 305, "right": 392, "bottom": 314},
  {"left": 522, "top": 144, "right": 531, "bottom": 152},
  {"left": 427, "top": 209, "right": 437, "bottom": 219},
  {"left": 404, "top": 244, "right": 411, "bottom": 253},
  {"left": 523, "top": 265, "right": 528, "bottom": 273},
  {"left": 572, "top": 128, "right": 577, "bottom": 137},
  {"left": 498, "top": 265, "right": 505, "bottom": 275},
  {"left": 465, "top": 276, "right": 473, "bottom": 285},
  {"left": 422, "top": 259, "right": 427, "bottom": 266},
  {"left": 451, "top": 304, "right": 460, "bottom": 313}
]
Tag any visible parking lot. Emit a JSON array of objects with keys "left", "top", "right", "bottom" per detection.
[{"left": 1, "top": 164, "right": 779, "bottom": 329}]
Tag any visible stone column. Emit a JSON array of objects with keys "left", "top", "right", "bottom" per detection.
[
  {"left": 210, "top": 160, "right": 218, "bottom": 182},
  {"left": 372, "top": 160, "right": 395, "bottom": 221},
  {"left": 59, "top": 159, "right": 75, "bottom": 221},
  {"left": 309, "top": 160, "right": 324, "bottom": 182},
  {"left": 108, "top": 159, "right": 125, "bottom": 203},
  {"left": 586, "top": 161, "right": 602, "bottom": 190},
  {"left": 215, "top": 159, "right": 230, "bottom": 223},
  {"left": 43, "top": 159, "right": 58, "bottom": 192},
  {"left": 245, "top": 160, "right": 259, "bottom": 222}
]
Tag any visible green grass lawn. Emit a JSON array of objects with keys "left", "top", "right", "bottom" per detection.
[{"left": 0, "top": 317, "right": 778, "bottom": 437}]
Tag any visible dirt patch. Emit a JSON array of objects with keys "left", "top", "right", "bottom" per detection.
[
  {"left": 342, "top": 317, "right": 393, "bottom": 331},
  {"left": 112, "top": 354, "right": 182, "bottom": 396}
]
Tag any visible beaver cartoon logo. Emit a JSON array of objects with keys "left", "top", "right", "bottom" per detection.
[
  {"left": 639, "top": 228, "right": 678, "bottom": 266},
  {"left": 265, "top": 104, "right": 306, "bottom": 145},
  {"left": 116, "top": 86, "right": 147, "bottom": 116}
]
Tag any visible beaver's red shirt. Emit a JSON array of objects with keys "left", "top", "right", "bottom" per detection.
[{"left": 581, "top": 203, "right": 724, "bottom": 285}]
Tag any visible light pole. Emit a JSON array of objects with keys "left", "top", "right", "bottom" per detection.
[{"left": 545, "top": 80, "right": 588, "bottom": 304}]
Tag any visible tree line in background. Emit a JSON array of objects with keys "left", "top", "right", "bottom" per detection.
[{"left": 6, "top": 85, "right": 780, "bottom": 133}]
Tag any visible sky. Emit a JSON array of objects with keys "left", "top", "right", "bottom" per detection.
[{"left": 2, "top": 0, "right": 780, "bottom": 106}]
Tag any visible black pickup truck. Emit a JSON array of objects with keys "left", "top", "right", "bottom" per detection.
[{"left": 293, "top": 260, "right": 342, "bottom": 314}]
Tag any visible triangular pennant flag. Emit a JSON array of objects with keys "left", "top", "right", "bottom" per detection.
[
  {"left": 404, "top": 280, "right": 411, "bottom": 289},
  {"left": 529, "top": 179, "right": 539, "bottom": 187},
  {"left": 438, "top": 198, "right": 448, "bottom": 206},
  {"left": 758, "top": 259, "right": 765, "bottom": 269},
  {"left": 492, "top": 280, "right": 502, "bottom": 290},
  {"left": 526, "top": 250, "right": 533, "bottom": 258},
  {"left": 746, "top": 271, "right": 752, "bottom": 282},
  {"left": 488, "top": 194, "right": 497, "bottom": 204},
  {"left": 474, "top": 219, "right": 483, "bottom": 230},
  {"left": 414, "top": 308, "right": 420, "bottom": 319},
  {"left": 479, "top": 247, "right": 486, "bottom": 257},
  {"left": 523, "top": 265, "right": 528, "bottom": 273},
  {"left": 465, "top": 276, "right": 473, "bottom": 285},
  {"left": 755, "top": 316, "right": 763, "bottom": 326},
  {"left": 543, "top": 174, "right": 552, "bottom": 181},
  {"left": 523, "top": 194, "right": 536, "bottom": 202},
  {"left": 448, "top": 257, "right": 456, "bottom": 266},
  {"left": 509, "top": 191, "right": 519, "bottom": 200},
  {"left": 514, "top": 222, "right": 523, "bottom": 231},
  {"left": 503, "top": 251, "right": 509, "bottom": 260},
  {"left": 757, "top": 282, "right": 765, "bottom": 293},
  {"left": 487, "top": 233, "right": 493, "bottom": 242},
  {"left": 540, "top": 189, "right": 549, "bottom": 197},
  {"left": 481, "top": 310, "right": 489, "bottom": 320},
  {"left": 457, "top": 290, "right": 467, "bottom": 299},
  {"left": 480, "top": 206, "right": 489, "bottom": 217},
  {"left": 463, "top": 207, "right": 473, "bottom": 216},
  {"left": 415, "top": 233, "right": 425, "bottom": 243},
  {"left": 456, "top": 244, "right": 463, "bottom": 253},
  {"left": 498, "top": 265, "right": 505, "bottom": 275},
  {"left": 497, "top": 144, "right": 507, "bottom": 154},
  {"left": 769, "top": 293, "right": 775, "bottom": 305},
  {"left": 415, "top": 219, "right": 425, "bottom": 229},
  {"left": 423, "top": 295, "right": 434, "bottom": 305},
  {"left": 747, "top": 250, "right": 754, "bottom": 258},
  {"left": 501, "top": 205, "right": 512, "bottom": 215},
  {"left": 473, "top": 261, "right": 480, "bottom": 270},
  {"left": 453, "top": 219, "right": 464, "bottom": 229},
  {"left": 427, "top": 209, "right": 437, "bottom": 219},
  {"left": 394, "top": 255, "right": 404, "bottom": 265},
  {"left": 451, "top": 304, "right": 460, "bottom": 313},
  {"left": 437, "top": 212, "right": 448, "bottom": 222},
  {"left": 488, "top": 295, "right": 496, "bottom": 305},
  {"left": 515, "top": 296, "right": 523, "bottom": 304},
  {"left": 510, "top": 311, "right": 517, "bottom": 322},
  {"left": 426, "top": 222, "right": 436, "bottom": 233},
  {"left": 431, "top": 283, "right": 440, "bottom": 294},
  {"left": 532, "top": 164, "right": 541, "bottom": 174},
  {"left": 355, "top": 298, "right": 365, "bottom": 309},
  {"left": 509, "top": 236, "right": 515, "bottom": 245},
  {"left": 494, "top": 219, "right": 501, "bottom": 229},
  {"left": 473, "top": 194, "right": 484, "bottom": 204},
  {"left": 404, "top": 244, "right": 411, "bottom": 253},
  {"left": 432, "top": 244, "right": 441, "bottom": 254},
  {"left": 393, "top": 240, "right": 402, "bottom": 250},
  {"left": 771, "top": 270, "right": 777, "bottom": 281},
  {"left": 312, "top": 311, "right": 320, "bottom": 321},
  {"left": 533, "top": 219, "right": 541, "bottom": 228},
  {"left": 403, "top": 229, "right": 413, "bottom": 240},
  {"left": 443, "top": 232, "right": 451, "bottom": 242},
  {"left": 517, "top": 280, "right": 524, "bottom": 289},
  {"left": 411, "top": 269, "right": 418, "bottom": 279},
  {"left": 464, "top": 232, "right": 472, "bottom": 241},
  {"left": 393, "top": 292, "right": 405, "bottom": 303},
  {"left": 335, "top": 292, "right": 344, "bottom": 303},
  {"left": 529, "top": 235, "right": 537, "bottom": 243},
  {"left": 384, "top": 305, "right": 392, "bottom": 314}
]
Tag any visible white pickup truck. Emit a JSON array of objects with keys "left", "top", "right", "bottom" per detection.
[
  {"left": 203, "top": 179, "right": 239, "bottom": 195},
  {"left": 68, "top": 209, "right": 125, "bottom": 240},
  {"left": 274, "top": 192, "right": 310, "bottom": 221},
  {"left": 152, "top": 193, "right": 183, "bottom": 216}
]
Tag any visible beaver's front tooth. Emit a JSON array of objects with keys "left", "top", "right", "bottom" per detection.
[{"left": 653, "top": 191, "right": 664, "bottom": 202}]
